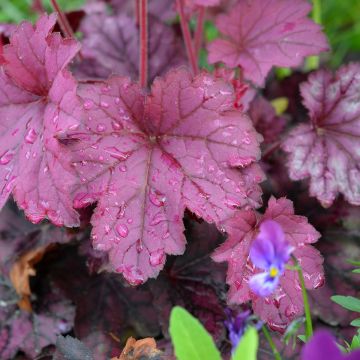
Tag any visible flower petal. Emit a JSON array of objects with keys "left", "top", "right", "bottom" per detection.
[
  {"left": 249, "top": 272, "right": 279, "bottom": 297},
  {"left": 250, "top": 235, "right": 275, "bottom": 270},
  {"left": 301, "top": 330, "right": 343, "bottom": 360}
]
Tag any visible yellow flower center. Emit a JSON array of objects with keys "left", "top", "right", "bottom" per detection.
[{"left": 269, "top": 266, "right": 279, "bottom": 278}]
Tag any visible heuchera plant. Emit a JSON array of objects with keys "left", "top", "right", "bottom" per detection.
[{"left": 0, "top": 0, "right": 359, "bottom": 359}]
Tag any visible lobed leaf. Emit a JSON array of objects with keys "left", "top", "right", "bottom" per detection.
[
  {"left": 76, "top": 7, "right": 186, "bottom": 83},
  {"left": 208, "top": 0, "right": 329, "bottom": 86},
  {"left": 283, "top": 63, "right": 360, "bottom": 207},
  {"left": 212, "top": 197, "right": 324, "bottom": 331},
  {"left": 68, "top": 68, "right": 264, "bottom": 284},
  {"left": 0, "top": 14, "right": 82, "bottom": 226}
]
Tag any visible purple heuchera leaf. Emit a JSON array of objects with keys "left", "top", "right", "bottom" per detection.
[
  {"left": 212, "top": 197, "right": 324, "bottom": 332},
  {"left": 68, "top": 68, "right": 264, "bottom": 285},
  {"left": 0, "top": 14, "right": 82, "bottom": 226},
  {"left": 76, "top": 7, "right": 186, "bottom": 82},
  {"left": 208, "top": 0, "right": 329, "bottom": 86},
  {"left": 301, "top": 330, "right": 360, "bottom": 360},
  {"left": 110, "top": 0, "right": 176, "bottom": 21},
  {"left": 249, "top": 96, "right": 286, "bottom": 144},
  {"left": 0, "top": 285, "right": 75, "bottom": 360},
  {"left": 282, "top": 63, "right": 360, "bottom": 207}
]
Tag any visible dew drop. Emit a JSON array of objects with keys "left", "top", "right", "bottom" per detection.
[
  {"left": 105, "top": 147, "right": 132, "bottom": 161},
  {"left": 149, "top": 189, "right": 166, "bottom": 207},
  {"left": 224, "top": 195, "right": 241, "bottom": 209},
  {"left": 100, "top": 101, "right": 109, "bottom": 108},
  {"left": 101, "top": 85, "right": 111, "bottom": 93},
  {"left": 149, "top": 249, "right": 165, "bottom": 266},
  {"left": 136, "top": 239, "right": 143, "bottom": 253},
  {"left": 127, "top": 218, "right": 133, "bottom": 224},
  {"left": 0, "top": 151, "right": 14, "bottom": 165},
  {"left": 119, "top": 165, "right": 127, "bottom": 172},
  {"left": 150, "top": 212, "right": 167, "bottom": 226},
  {"left": 114, "top": 97, "right": 121, "bottom": 104},
  {"left": 285, "top": 304, "right": 298, "bottom": 318},
  {"left": 83, "top": 99, "right": 94, "bottom": 110},
  {"left": 25, "top": 151, "right": 31, "bottom": 160},
  {"left": 97, "top": 124, "right": 106, "bottom": 132},
  {"left": 112, "top": 121, "right": 123, "bottom": 131},
  {"left": 116, "top": 223, "right": 129, "bottom": 238}
]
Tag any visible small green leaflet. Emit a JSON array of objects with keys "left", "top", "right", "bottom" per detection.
[
  {"left": 169, "top": 306, "right": 221, "bottom": 360},
  {"left": 331, "top": 295, "right": 360, "bottom": 313},
  {"left": 351, "top": 318, "right": 360, "bottom": 327},
  {"left": 232, "top": 327, "right": 259, "bottom": 360}
]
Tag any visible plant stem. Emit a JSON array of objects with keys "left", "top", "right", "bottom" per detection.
[
  {"left": 176, "top": 0, "right": 199, "bottom": 75},
  {"left": 262, "top": 325, "right": 282, "bottom": 360},
  {"left": 50, "top": 0, "right": 75, "bottom": 40},
  {"left": 194, "top": 7, "right": 205, "bottom": 60},
  {"left": 305, "top": 0, "right": 322, "bottom": 71},
  {"left": 292, "top": 255, "right": 313, "bottom": 340},
  {"left": 139, "top": 0, "right": 148, "bottom": 88}
]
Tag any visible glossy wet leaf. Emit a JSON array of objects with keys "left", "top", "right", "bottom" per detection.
[
  {"left": 212, "top": 197, "right": 324, "bottom": 331},
  {"left": 68, "top": 68, "right": 263, "bottom": 284},
  {"left": 208, "top": 0, "right": 329, "bottom": 86},
  {"left": 0, "top": 14, "right": 81, "bottom": 226}
]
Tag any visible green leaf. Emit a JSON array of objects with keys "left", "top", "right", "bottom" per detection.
[
  {"left": 351, "top": 318, "right": 360, "bottom": 327},
  {"left": 331, "top": 295, "right": 360, "bottom": 313},
  {"left": 283, "top": 317, "right": 305, "bottom": 348},
  {"left": 351, "top": 334, "right": 360, "bottom": 350},
  {"left": 232, "top": 327, "right": 258, "bottom": 360},
  {"left": 352, "top": 269, "right": 360, "bottom": 274},
  {"left": 347, "top": 259, "right": 360, "bottom": 267},
  {"left": 298, "top": 334, "right": 307, "bottom": 343},
  {"left": 169, "top": 306, "right": 221, "bottom": 360}
]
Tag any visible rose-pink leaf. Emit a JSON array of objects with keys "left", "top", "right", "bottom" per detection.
[
  {"left": 208, "top": 0, "right": 329, "bottom": 86},
  {"left": 212, "top": 197, "right": 324, "bottom": 330},
  {"left": 0, "top": 14, "right": 81, "bottom": 226},
  {"left": 69, "top": 68, "right": 264, "bottom": 284},
  {"left": 282, "top": 63, "right": 360, "bottom": 207}
]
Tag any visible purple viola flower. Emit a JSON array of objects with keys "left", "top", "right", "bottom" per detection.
[
  {"left": 301, "top": 330, "right": 360, "bottom": 360},
  {"left": 249, "top": 220, "right": 293, "bottom": 297},
  {"left": 224, "top": 308, "right": 251, "bottom": 351}
]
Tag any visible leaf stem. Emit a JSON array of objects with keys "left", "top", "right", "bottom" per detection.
[
  {"left": 262, "top": 325, "right": 282, "bottom": 360},
  {"left": 138, "top": 0, "right": 148, "bottom": 88},
  {"left": 305, "top": 0, "right": 322, "bottom": 71},
  {"left": 194, "top": 7, "right": 206, "bottom": 61},
  {"left": 292, "top": 255, "right": 313, "bottom": 340},
  {"left": 177, "top": 0, "right": 199, "bottom": 75},
  {"left": 50, "top": 0, "right": 75, "bottom": 40}
]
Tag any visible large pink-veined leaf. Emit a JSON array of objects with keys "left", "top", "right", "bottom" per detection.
[
  {"left": 282, "top": 63, "right": 360, "bottom": 207},
  {"left": 76, "top": 7, "right": 185, "bottom": 82},
  {"left": 212, "top": 197, "right": 324, "bottom": 331},
  {"left": 68, "top": 68, "right": 264, "bottom": 284},
  {"left": 207, "top": 0, "right": 329, "bottom": 86},
  {"left": 0, "top": 14, "right": 82, "bottom": 226}
]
